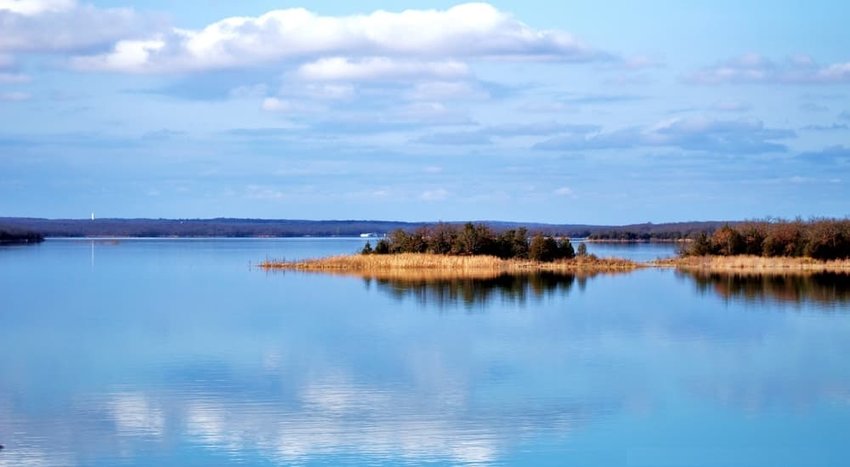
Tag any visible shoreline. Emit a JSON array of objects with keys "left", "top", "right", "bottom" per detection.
[{"left": 260, "top": 253, "right": 850, "bottom": 276}]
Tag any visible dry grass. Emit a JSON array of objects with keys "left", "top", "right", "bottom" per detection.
[
  {"left": 260, "top": 253, "right": 641, "bottom": 278},
  {"left": 655, "top": 255, "right": 850, "bottom": 273},
  {"left": 261, "top": 253, "right": 850, "bottom": 278}
]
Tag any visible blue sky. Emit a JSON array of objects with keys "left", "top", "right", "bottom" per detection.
[{"left": 1, "top": 0, "right": 849, "bottom": 223}]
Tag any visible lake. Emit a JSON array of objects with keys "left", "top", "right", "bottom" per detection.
[{"left": 1, "top": 239, "right": 849, "bottom": 466}]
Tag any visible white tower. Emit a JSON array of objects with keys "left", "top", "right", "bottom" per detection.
[{"left": 91, "top": 212, "right": 95, "bottom": 221}]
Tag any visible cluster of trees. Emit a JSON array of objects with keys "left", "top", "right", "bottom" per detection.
[
  {"left": 682, "top": 219, "right": 850, "bottom": 260},
  {"left": 362, "top": 223, "right": 582, "bottom": 262},
  {"left": 0, "top": 230, "right": 44, "bottom": 244}
]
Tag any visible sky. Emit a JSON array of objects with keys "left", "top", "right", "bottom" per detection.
[{"left": 1, "top": 0, "right": 849, "bottom": 224}]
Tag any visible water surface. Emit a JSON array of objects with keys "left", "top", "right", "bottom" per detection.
[{"left": 1, "top": 239, "right": 848, "bottom": 466}]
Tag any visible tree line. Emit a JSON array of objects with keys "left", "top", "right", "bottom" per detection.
[
  {"left": 362, "top": 223, "right": 586, "bottom": 262},
  {"left": 681, "top": 219, "right": 850, "bottom": 260}
]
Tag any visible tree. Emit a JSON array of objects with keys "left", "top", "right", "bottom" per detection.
[
  {"left": 763, "top": 220, "right": 805, "bottom": 257},
  {"left": 374, "top": 239, "right": 390, "bottom": 254},
  {"left": 529, "top": 234, "right": 558, "bottom": 262},
  {"left": 738, "top": 222, "right": 767, "bottom": 255},
  {"left": 557, "top": 238, "right": 575, "bottom": 259},
  {"left": 361, "top": 241, "right": 373, "bottom": 255},
  {"left": 453, "top": 222, "right": 495, "bottom": 255},
  {"left": 428, "top": 223, "right": 456, "bottom": 254},
  {"left": 711, "top": 224, "right": 744, "bottom": 256},
  {"left": 576, "top": 242, "right": 588, "bottom": 256},
  {"left": 686, "top": 233, "right": 714, "bottom": 256}
]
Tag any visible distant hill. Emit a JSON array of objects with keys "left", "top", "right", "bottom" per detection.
[{"left": 0, "top": 217, "right": 730, "bottom": 240}]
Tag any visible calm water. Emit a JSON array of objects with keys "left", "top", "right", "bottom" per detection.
[{"left": 1, "top": 239, "right": 849, "bottom": 466}]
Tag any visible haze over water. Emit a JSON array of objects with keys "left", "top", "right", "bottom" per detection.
[{"left": 2, "top": 239, "right": 849, "bottom": 466}]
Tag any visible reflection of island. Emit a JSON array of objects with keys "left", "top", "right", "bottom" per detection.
[
  {"left": 682, "top": 271, "right": 850, "bottom": 308},
  {"left": 366, "top": 272, "right": 595, "bottom": 308}
]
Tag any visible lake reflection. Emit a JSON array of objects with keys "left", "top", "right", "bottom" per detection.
[
  {"left": 366, "top": 272, "right": 591, "bottom": 309},
  {"left": 683, "top": 271, "right": 850, "bottom": 309},
  {"left": 2, "top": 240, "right": 850, "bottom": 466}
]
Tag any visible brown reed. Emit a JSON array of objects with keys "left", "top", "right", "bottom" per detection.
[
  {"left": 654, "top": 255, "right": 850, "bottom": 273},
  {"left": 260, "top": 253, "right": 641, "bottom": 276}
]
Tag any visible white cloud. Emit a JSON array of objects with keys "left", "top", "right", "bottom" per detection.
[
  {"left": 297, "top": 57, "right": 469, "bottom": 82},
  {"left": 260, "top": 96, "right": 326, "bottom": 114},
  {"left": 688, "top": 53, "right": 850, "bottom": 85},
  {"left": 261, "top": 97, "right": 293, "bottom": 113},
  {"left": 0, "top": 0, "right": 158, "bottom": 54},
  {"left": 0, "top": 0, "right": 74, "bottom": 16},
  {"left": 71, "top": 3, "right": 605, "bottom": 74},
  {"left": 420, "top": 188, "right": 449, "bottom": 201},
  {"left": 300, "top": 83, "right": 355, "bottom": 100}
]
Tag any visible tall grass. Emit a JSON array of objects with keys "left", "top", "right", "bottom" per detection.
[{"left": 656, "top": 255, "right": 850, "bottom": 273}]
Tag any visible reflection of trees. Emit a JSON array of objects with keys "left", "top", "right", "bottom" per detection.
[
  {"left": 368, "top": 272, "right": 589, "bottom": 308},
  {"left": 682, "top": 271, "right": 850, "bottom": 308}
]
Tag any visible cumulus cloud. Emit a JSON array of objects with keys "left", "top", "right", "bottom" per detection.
[
  {"left": 260, "top": 97, "right": 324, "bottom": 114},
  {"left": 296, "top": 57, "right": 469, "bottom": 82},
  {"left": 687, "top": 53, "right": 850, "bottom": 85},
  {"left": 0, "top": 0, "right": 73, "bottom": 16},
  {"left": 71, "top": 3, "right": 606, "bottom": 73},
  {"left": 0, "top": 0, "right": 158, "bottom": 54},
  {"left": 534, "top": 117, "right": 795, "bottom": 154}
]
